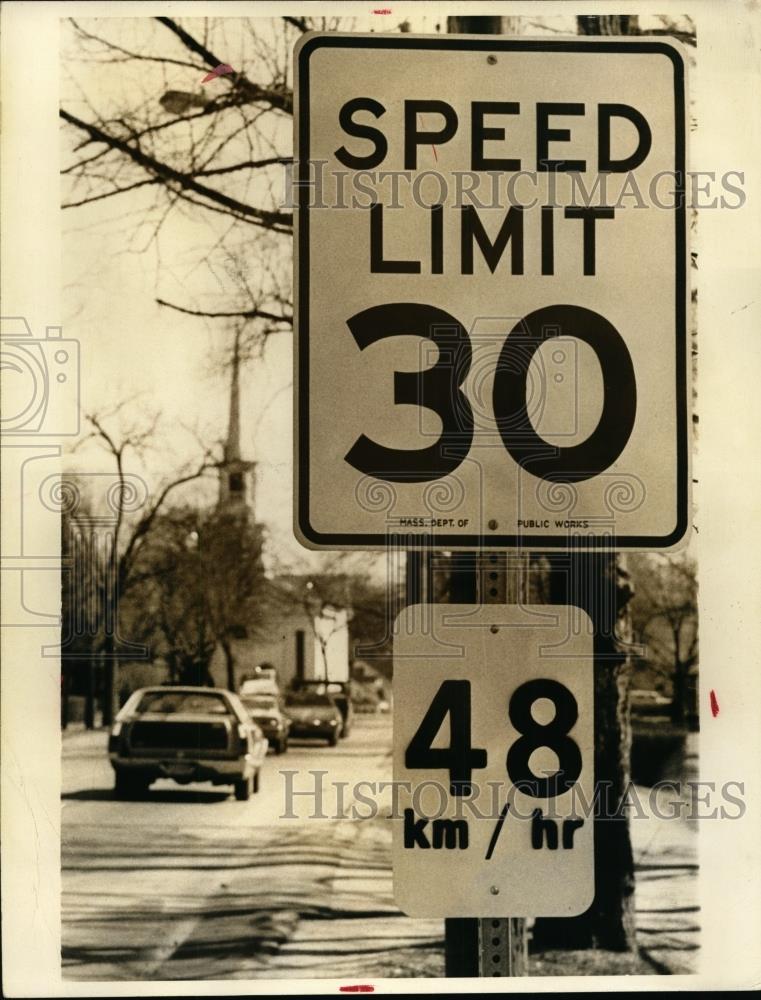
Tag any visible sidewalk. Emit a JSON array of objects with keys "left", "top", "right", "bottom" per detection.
[
  {"left": 62, "top": 723, "right": 104, "bottom": 737},
  {"left": 631, "top": 732, "right": 700, "bottom": 974}
]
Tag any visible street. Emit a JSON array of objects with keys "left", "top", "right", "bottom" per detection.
[
  {"left": 62, "top": 717, "right": 699, "bottom": 981},
  {"left": 62, "top": 715, "right": 444, "bottom": 981}
]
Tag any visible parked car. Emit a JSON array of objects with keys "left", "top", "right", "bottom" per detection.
[
  {"left": 297, "top": 681, "right": 354, "bottom": 738},
  {"left": 630, "top": 689, "right": 672, "bottom": 717},
  {"left": 284, "top": 689, "right": 342, "bottom": 746},
  {"left": 240, "top": 676, "right": 279, "bottom": 698},
  {"left": 240, "top": 692, "right": 291, "bottom": 754},
  {"left": 352, "top": 684, "right": 381, "bottom": 713},
  {"left": 108, "top": 686, "right": 268, "bottom": 801}
]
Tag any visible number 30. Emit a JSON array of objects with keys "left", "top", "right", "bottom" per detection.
[{"left": 345, "top": 302, "right": 636, "bottom": 484}]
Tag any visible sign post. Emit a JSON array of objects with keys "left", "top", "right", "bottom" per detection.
[
  {"left": 294, "top": 24, "right": 688, "bottom": 978},
  {"left": 476, "top": 551, "right": 527, "bottom": 976}
]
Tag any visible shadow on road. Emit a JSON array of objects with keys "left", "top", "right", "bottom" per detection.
[{"left": 62, "top": 787, "right": 232, "bottom": 804}]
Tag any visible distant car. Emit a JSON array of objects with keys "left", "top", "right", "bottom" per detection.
[
  {"left": 630, "top": 689, "right": 672, "bottom": 717},
  {"left": 298, "top": 681, "right": 354, "bottom": 738},
  {"left": 352, "top": 685, "right": 381, "bottom": 713},
  {"left": 240, "top": 693, "right": 291, "bottom": 754},
  {"left": 240, "top": 676, "right": 280, "bottom": 698},
  {"left": 284, "top": 690, "right": 342, "bottom": 746},
  {"left": 108, "top": 686, "right": 268, "bottom": 801}
]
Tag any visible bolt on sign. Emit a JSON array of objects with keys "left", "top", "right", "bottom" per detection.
[
  {"left": 294, "top": 34, "right": 689, "bottom": 550},
  {"left": 392, "top": 603, "right": 594, "bottom": 917}
]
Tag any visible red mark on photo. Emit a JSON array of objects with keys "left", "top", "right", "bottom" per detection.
[
  {"left": 339, "top": 988, "right": 374, "bottom": 994},
  {"left": 372, "top": 8, "right": 392, "bottom": 13},
  {"left": 710, "top": 690, "right": 720, "bottom": 717},
  {"left": 417, "top": 114, "right": 438, "bottom": 161},
  {"left": 201, "top": 64, "right": 234, "bottom": 84}
]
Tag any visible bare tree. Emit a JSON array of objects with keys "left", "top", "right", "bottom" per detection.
[
  {"left": 60, "top": 15, "right": 303, "bottom": 361},
  {"left": 629, "top": 554, "right": 698, "bottom": 724},
  {"left": 132, "top": 505, "right": 267, "bottom": 690},
  {"left": 72, "top": 404, "right": 217, "bottom": 723}
]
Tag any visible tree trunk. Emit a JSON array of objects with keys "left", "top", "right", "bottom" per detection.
[
  {"left": 84, "top": 658, "right": 95, "bottom": 729},
  {"left": 577, "top": 14, "right": 640, "bottom": 36},
  {"left": 221, "top": 637, "right": 236, "bottom": 692},
  {"left": 671, "top": 660, "right": 687, "bottom": 725},
  {"left": 448, "top": 15, "right": 521, "bottom": 34},
  {"left": 530, "top": 7, "right": 642, "bottom": 958},
  {"left": 61, "top": 671, "right": 69, "bottom": 729},
  {"left": 531, "top": 553, "right": 636, "bottom": 950},
  {"left": 102, "top": 634, "right": 115, "bottom": 727}
]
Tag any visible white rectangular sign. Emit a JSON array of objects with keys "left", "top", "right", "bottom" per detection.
[
  {"left": 393, "top": 603, "right": 594, "bottom": 918},
  {"left": 294, "top": 34, "right": 688, "bottom": 549}
]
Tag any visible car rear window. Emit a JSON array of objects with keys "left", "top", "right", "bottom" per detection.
[
  {"left": 135, "top": 691, "right": 230, "bottom": 715},
  {"left": 242, "top": 697, "right": 277, "bottom": 711},
  {"left": 286, "top": 691, "right": 334, "bottom": 707}
]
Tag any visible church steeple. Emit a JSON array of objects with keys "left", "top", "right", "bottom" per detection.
[{"left": 218, "top": 330, "right": 254, "bottom": 516}]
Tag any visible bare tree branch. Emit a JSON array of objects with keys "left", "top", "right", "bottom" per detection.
[
  {"left": 60, "top": 108, "right": 292, "bottom": 232},
  {"left": 62, "top": 178, "right": 161, "bottom": 208},
  {"left": 156, "top": 16, "right": 293, "bottom": 114},
  {"left": 69, "top": 17, "right": 205, "bottom": 70},
  {"left": 156, "top": 297, "right": 292, "bottom": 325},
  {"left": 283, "top": 16, "right": 309, "bottom": 33},
  {"left": 195, "top": 156, "right": 291, "bottom": 177}
]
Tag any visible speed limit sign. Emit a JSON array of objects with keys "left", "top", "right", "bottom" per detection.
[
  {"left": 294, "top": 34, "right": 689, "bottom": 549},
  {"left": 392, "top": 603, "right": 594, "bottom": 917}
]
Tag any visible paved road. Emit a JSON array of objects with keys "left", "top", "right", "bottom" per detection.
[
  {"left": 63, "top": 716, "right": 392, "bottom": 827},
  {"left": 62, "top": 715, "right": 444, "bottom": 981},
  {"left": 62, "top": 720, "right": 698, "bottom": 981}
]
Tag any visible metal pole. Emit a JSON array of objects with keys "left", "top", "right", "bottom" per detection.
[
  {"left": 476, "top": 552, "right": 528, "bottom": 976},
  {"left": 411, "top": 548, "right": 529, "bottom": 977},
  {"left": 439, "top": 13, "right": 528, "bottom": 981}
]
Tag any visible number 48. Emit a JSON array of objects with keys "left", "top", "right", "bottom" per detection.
[{"left": 405, "top": 678, "right": 582, "bottom": 797}]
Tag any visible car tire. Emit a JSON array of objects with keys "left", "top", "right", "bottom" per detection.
[
  {"left": 252, "top": 769, "right": 261, "bottom": 794},
  {"left": 328, "top": 733, "right": 339, "bottom": 747},
  {"left": 234, "top": 774, "right": 252, "bottom": 801},
  {"left": 114, "top": 772, "right": 148, "bottom": 800},
  {"left": 276, "top": 739, "right": 287, "bottom": 755}
]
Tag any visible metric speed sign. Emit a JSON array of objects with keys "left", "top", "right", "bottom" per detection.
[
  {"left": 294, "top": 34, "right": 689, "bottom": 549},
  {"left": 392, "top": 603, "right": 594, "bottom": 918}
]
